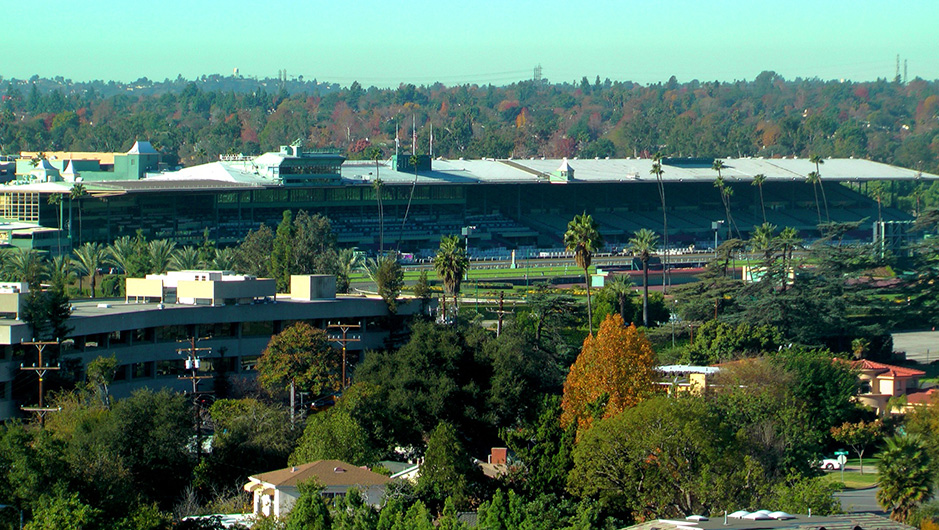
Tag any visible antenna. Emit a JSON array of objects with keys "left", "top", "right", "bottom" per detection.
[
  {"left": 430, "top": 122, "right": 434, "bottom": 158},
  {"left": 534, "top": 64, "right": 542, "bottom": 82},
  {"left": 895, "top": 54, "right": 901, "bottom": 83},
  {"left": 412, "top": 115, "right": 417, "bottom": 156},
  {"left": 904, "top": 59, "right": 908, "bottom": 84},
  {"left": 395, "top": 119, "right": 399, "bottom": 157}
]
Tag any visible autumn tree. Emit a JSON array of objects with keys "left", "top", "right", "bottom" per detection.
[
  {"left": 560, "top": 314, "right": 657, "bottom": 433},
  {"left": 831, "top": 419, "right": 883, "bottom": 475}
]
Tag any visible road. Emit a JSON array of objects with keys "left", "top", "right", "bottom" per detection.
[{"left": 836, "top": 487, "right": 882, "bottom": 514}]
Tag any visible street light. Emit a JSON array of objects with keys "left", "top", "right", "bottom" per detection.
[
  {"left": 711, "top": 221, "right": 724, "bottom": 257},
  {"left": 0, "top": 504, "right": 23, "bottom": 530}
]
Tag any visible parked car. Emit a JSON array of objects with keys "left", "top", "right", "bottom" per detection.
[{"left": 819, "top": 458, "right": 842, "bottom": 470}]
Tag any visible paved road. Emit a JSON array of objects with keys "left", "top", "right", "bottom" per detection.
[
  {"left": 836, "top": 487, "right": 882, "bottom": 514},
  {"left": 892, "top": 330, "right": 939, "bottom": 363}
]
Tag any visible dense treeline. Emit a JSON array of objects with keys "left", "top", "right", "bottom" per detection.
[{"left": 2, "top": 72, "right": 938, "bottom": 177}]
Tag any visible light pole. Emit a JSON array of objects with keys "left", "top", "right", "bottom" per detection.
[
  {"left": 711, "top": 221, "right": 724, "bottom": 257},
  {"left": 461, "top": 226, "right": 476, "bottom": 312},
  {"left": 0, "top": 504, "right": 23, "bottom": 530}
]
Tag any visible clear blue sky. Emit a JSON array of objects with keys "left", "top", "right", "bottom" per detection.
[{"left": 4, "top": 0, "right": 937, "bottom": 87}]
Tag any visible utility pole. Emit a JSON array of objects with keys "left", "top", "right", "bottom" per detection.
[
  {"left": 20, "top": 340, "right": 61, "bottom": 426},
  {"left": 494, "top": 292, "right": 513, "bottom": 337},
  {"left": 327, "top": 322, "right": 361, "bottom": 391},
  {"left": 177, "top": 336, "right": 212, "bottom": 459}
]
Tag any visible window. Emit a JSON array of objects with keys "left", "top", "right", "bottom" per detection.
[{"left": 240, "top": 355, "right": 259, "bottom": 371}]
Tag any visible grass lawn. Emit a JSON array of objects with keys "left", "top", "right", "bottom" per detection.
[{"left": 820, "top": 456, "right": 880, "bottom": 490}]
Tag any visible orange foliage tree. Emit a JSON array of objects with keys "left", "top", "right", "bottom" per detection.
[{"left": 560, "top": 314, "right": 658, "bottom": 433}]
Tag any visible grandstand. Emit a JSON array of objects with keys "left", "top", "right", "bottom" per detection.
[{"left": 0, "top": 147, "right": 933, "bottom": 255}]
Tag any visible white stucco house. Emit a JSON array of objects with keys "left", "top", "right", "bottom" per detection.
[{"left": 244, "top": 460, "right": 392, "bottom": 518}]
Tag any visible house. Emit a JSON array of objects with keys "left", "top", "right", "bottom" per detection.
[
  {"left": 243, "top": 460, "right": 392, "bottom": 518},
  {"left": 850, "top": 359, "right": 926, "bottom": 414}
]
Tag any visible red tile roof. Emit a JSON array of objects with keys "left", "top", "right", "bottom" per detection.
[
  {"left": 906, "top": 388, "right": 938, "bottom": 406},
  {"left": 850, "top": 359, "right": 925, "bottom": 378}
]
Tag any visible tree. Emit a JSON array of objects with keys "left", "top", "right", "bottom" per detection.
[
  {"left": 752, "top": 173, "right": 768, "bottom": 223},
  {"left": 433, "top": 235, "right": 469, "bottom": 320},
  {"left": 147, "top": 239, "right": 176, "bottom": 274},
  {"left": 24, "top": 492, "right": 101, "bottom": 530},
  {"left": 831, "top": 419, "right": 883, "bottom": 475},
  {"left": 170, "top": 246, "right": 203, "bottom": 271},
  {"left": 271, "top": 210, "right": 295, "bottom": 291},
  {"left": 85, "top": 355, "right": 118, "bottom": 409},
  {"left": 651, "top": 153, "right": 669, "bottom": 293},
  {"left": 366, "top": 254, "right": 404, "bottom": 313},
  {"left": 417, "top": 421, "right": 483, "bottom": 511},
  {"left": 877, "top": 433, "right": 933, "bottom": 522},
  {"left": 256, "top": 322, "right": 341, "bottom": 411},
  {"left": 810, "top": 154, "right": 830, "bottom": 223},
  {"left": 336, "top": 247, "right": 363, "bottom": 294},
  {"left": 233, "top": 224, "right": 274, "bottom": 277},
  {"left": 285, "top": 481, "right": 332, "bottom": 530},
  {"left": 289, "top": 405, "right": 380, "bottom": 467},
  {"left": 564, "top": 213, "right": 603, "bottom": 335},
  {"left": 603, "top": 275, "right": 635, "bottom": 324},
  {"left": 72, "top": 242, "right": 105, "bottom": 298},
  {"left": 628, "top": 228, "right": 658, "bottom": 327},
  {"left": 69, "top": 183, "right": 88, "bottom": 246},
  {"left": 106, "top": 234, "right": 148, "bottom": 280},
  {"left": 46, "top": 255, "right": 75, "bottom": 294},
  {"left": 3, "top": 248, "right": 46, "bottom": 289},
  {"left": 713, "top": 168, "right": 735, "bottom": 239},
  {"left": 21, "top": 288, "right": 72, "bottom": 341},
  {"left": 561, "top": 314, "right": 657, "bottom": 433},
  {"left": 806, "top": 171, "right": 824, "bottom": 225},
  {"left": 368, "top": 147, "right": 385, "bottom": 253},
  {"left": 569, "top": 396, "right": 760, "bottom": 519}
]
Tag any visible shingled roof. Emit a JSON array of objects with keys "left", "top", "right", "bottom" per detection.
[{"left": 249, "top": 460, "right": 391, "bottom": 488}]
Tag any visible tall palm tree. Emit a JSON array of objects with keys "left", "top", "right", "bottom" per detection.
[
  {"left": 433, "top": 235, "right": 469, "bottom": 321},
  {"left": 712, "top": 159, "right": 735, "bottom": 238},
  {"left": 651, "top": 152, "right": 669, "bottom": 293},
  {"left": 806, "top": 171, "right": 823, "bottom": 226},
  {"left": 778, "top": 226, "right": 801, "bottom": 289},
  {"left": 750, "top": 222, "right": 778, "bottom": 275},
  {"left": 399, "top": 153, "right": 421, "bottom": 250},
  {"left": 73, "top": 242, "right": 106, "bottom": 298},
  {"left": 629, "top": 228, "right": 658, "bottom": 328},
  {"left": 752, "top": 173, "right": 767, "bottom": 224},
  {"left": 564, "top": 212, "right": 604, "bottom": 335},
  {"left": 147, "top": 239, "right": 176, "bottom": 274},
  {"left": 605, "top": 274, "right": 635, "bottom": 324},
  {"left": 69, "top": 183, "right": 88, "bottom": 246},
  {"left": 810, "top": 154, "right": 830, "bottom": 222},
  {"left": 170, "top": 246, "right": 202, "bottom": 271},
  {"left": 47, "top": 193, "right": 64, "bottom": 255},
  {"left": 877, "top": 433, "right": 933, "bottom": 522},
  {"left": 368, "top": 146, "right": 385, "bottom": 254}
]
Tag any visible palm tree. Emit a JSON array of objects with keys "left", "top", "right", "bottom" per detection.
[
  {"left": 750, "top": 222, "right": 778, "bottom": 272},
  {"left": 712, "top": 159, "right": 735, "bottom": 238},
  {"left": 4, "top": 248, "right": 46, "bottom": 289},
  {"left": 877, "top": 433, "right": 933, "bottom": 522},
  {"left": 629, "top": 228, "right": 658, "bottom": 327},
  {"left": 147, "top": 239, "right": 176, "bottom": 274},
  {"left": 778, "top": 226, "right": 801, "bottom": 289},
  {"left": 809, "top": 154, "right": 830, "bottom": 222},
  {"left": 69, "top": 183, "right": 88, "bottom": 246},
  {"left": 170, "top": 246, "right": 202, "bottom": 271},
  {"left": 370, "top": 148, "right": 385, "bottom": 253},
  {"left": 207, "top": 247, "right": 236, "bottom": 271},
  {"left": 564, "top": 213, "right": 604, "bottom": 335},
  {"left": 605, "top": 274, "right": 635, "bottom": 324},
  {"left": 433, "top": 235, "right": 469, "bottom": 321},
  {"left": 398, "top": 153, "right": 421, "bottom": 250},
  {"left": 806, "top": 171, "right": 823, "bottom": 226},
  {"left": 106, "top": 235, "right": 139, "bottom": 276},
  {"left": 651, "top": 152, "right": 669, "bottom": 293},
  {"left": 337, "top": 247, "right": 364, "bottom": 282},
  {"left": 752, "top": 173, "right": 767, "bottom": 224},
  {"left": 47, "top": 255, "right": 76, "bottom": 294},
  {"left": 73, "top": 242, "right": 106, "bottom": 298},
  {"left": 47, "top": 193, "right": 65, "bottom": 255}
]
